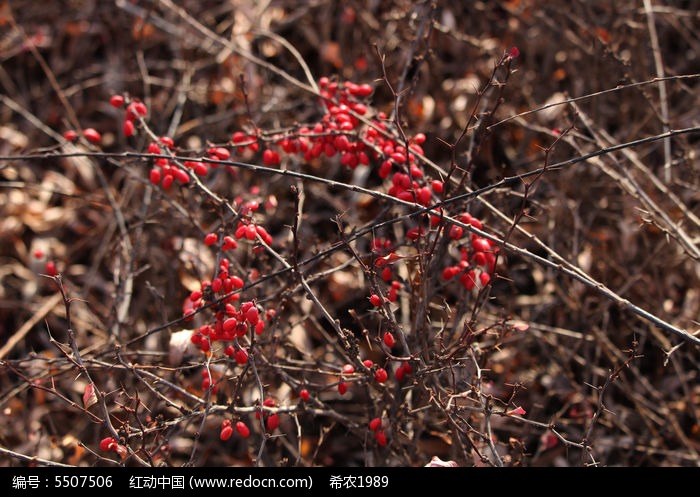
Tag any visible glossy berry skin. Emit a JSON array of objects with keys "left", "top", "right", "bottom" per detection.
[
  {"left": 123, "top": 119, "right": 135, "bottom": 137},
  {"left": 235, "top": 421, "right": 250, "bottom": 438},
  {"left": 375, "top": 368, "right": 388, "bottom": 383},
  {"left": 110, "top": 95, "right": 125, "bottom": 107},
  {"left": 234, "top": 348, "right": 248, "bottom": 364},
  {"left": 299, "top": 389, "right": 310, "bottom": 402},
  {"left": 220, "top": 423, "right": 233, "bottom": 441},
  {"left": 263, "top": 149, "right": 280, "bottom": 166},
  {"left": 82, "top": 128, "right": 101, "bottom": 143},
  {"left": 375, "top": 430, "right": 387, "bottom": 446},
  {"left": 266, "top": 413, "right": 280, "bottom": 431},
  {"left": 100, "top": 437, "right": 117, "bottom": 451}
]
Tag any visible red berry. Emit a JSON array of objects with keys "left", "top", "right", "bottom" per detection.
[
  {"left": 173, "top": 167, "right": 190, "bottom": 184},
  {"left": 363, "top": 359, "right": 374, "bottom": 368},
  {"left": 123, "top": 119, "right": 135, "bottom": 137},
  {"left": 369, "top": 294, "right": 383, "bottom": 307},
  {"left": 391, "top": 152, "right": 407, "bottom": 164},
  {"left": 375, "top": 429, "right": 387, "bottom": 446},
  {"left": 110, "top": 95, "right": 125, "bottom": 107},
  {"left": 354, "top": 84, "right": 373, "bottom": 97},
  {"left": 235, "top": 421, "right": 250, "bottom": 438},
  {"left": 323, "top": 143, "right": 336, "bottom": 157},
  {"left": 413, "top": 133, "right": 426, "bottom": 144},
  {"left": 383, "top": 332, "right": 395, "bottom": 348},
  {"left": 223, "top": 236, "right": 237, "bottom": 250},
  {"left": 442, "top": 266, "right": 459, "bottom": 281},
  {"left": 449, "top": 225, "right": 463, "bottom": 240},
  {"left": 208, "top": 147, "right": 230, "bottom": 160},
  {"left": 479, "top": 272, "right": 491, "bottom": 286},
  {"left": 235, "top": 322, "right": 248, "bottom": 337},
  {"left": 254, "top": 320, "right": 265, "bottom": 335},
  {"left": 378, "top": 160, "right": 392, "bottom": 178},
  {"left": 223, "top": 318, "right": 238, "bottom": 334},
  {"left": 230, "top": 275, "right": 244, "bottom": 289},
  {"left": 473, "top": 251, "right": 487, "bottom": 266},
  {"left": 100, "top": 437, "right": 116, "bottom": 451},
  {"left": 417, "top": 186, "right": 432, "bottom": 205},
  {"left": 245, "top": 306, "right": 259, "bottom": 325},
  {"left": 375, "top": 368, "right": 388, "bottom": 383},
  {"left": 149, "top": 168, "right": 161, "bottom": 185},
  {"left": 220, "top": 425, "right": 233, "bottom": 441},
  {"left": 234, "top": 349, "right": 248, "bottom": 364},
  {"left": 63, "top": 130, "right": 77, "bottom": 141},
  {"left": 132, "top": 101, "right": 148, "bottom": 116},
  {"left": 204, "top": 233, "right": 218, "bottom": 246},
  {"left": 45, "top": 261, "right": 58, "bottom": 277},
  {"left": 431, "top": 180, "right": 444, "bottom": 193},
  {"left": 410, "top": 164, "right": 424, "bottom": 178},
  {"left": 337, "top": 382, "right": 348, "bottom": 395},
  {"left": 266, "top": 413, "right": 280, "bottom": 431},
  {"left": 82, "top": 128, "right": 101, "bottom": 143},
  {"left": 460, "top": 270, "right": 477, "bottom": 290},
  {"left": 472, "top": 237, "right": 491, "bottom": 253},
  {"left": 162, "top": 173, "right": 175, "bottom": 190},
  {"left": 369, "top": 417, "right": 382, "bottom": 431},
  {"left": 353, "top": 103, "right": 367, "bottom": 116},
  {"left": 389, "top": 288, "right": 399, "bottom": 302},
  {"left": 299, "top": 389, "right": 310, "bottom": 402},
  {"left": 262, "top": 149, "right": 280, "bottom": 166},
  {"left": 341, "top": 364, "right": 355, "bottom": 375},
  {"left": 395, "top": 365, "right": 405, "bottom": 381},
  {"left": 245, "top": 224, "right": 257, "bottom": 240},
  {"left": 334, "top": 135, "right": 350, "bottom": 152}
]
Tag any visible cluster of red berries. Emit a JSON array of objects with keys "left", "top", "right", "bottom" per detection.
[
  {"left": 145, "top": 138, "right": 195, "bottom": 188},
  {"left": 440, "top": 213, "right": 498, "bottom": 290},
  {"left": 219, "top": 419, "right": 250, "bottom": 440},
  {"left": 220, "top": 78, "right": 438, "bottom": 212},
  {"left": 63, "top": 127, "right": 102, "bottom": 144},
  {"left": 185, "top": 230, "right": 277, "bottom": 392},
  {"left": 110, "top": 94, "right": 147, "bottom": 138},
  {"left": 369, "top": 417, "right": 387, "bottom": 446},
  {"left": 87, "top": 90, "right": 498, "bottom": 298},
  {"left": 333, "top": 354, "right": 412, "bottom": 399},
  {"left": 186, "top": 234, "right": 274, "bottom": 339},
  {"left": 85, "top": 76, "right": 502, "bottom": 456}
]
